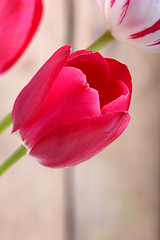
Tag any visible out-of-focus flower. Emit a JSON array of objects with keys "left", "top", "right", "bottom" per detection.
[
  {"left": 12, "top": 45, "right": 132, "bottom": 168},
  {"left": 97, "top": 0, "right": 160, "bottom": 51},
  {"left": 0, "top": 0, "right": 43, "bottom": 74}
]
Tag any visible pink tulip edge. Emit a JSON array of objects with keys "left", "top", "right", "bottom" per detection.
[
  {"left": 31, "top": 112, "right": 130, "bottom": 168},
  {"left": 0, "top": 0, "right": 43, "bottom": 74},
  {"left": 12, "top": 45, "right": 132, "bottom": 168}
]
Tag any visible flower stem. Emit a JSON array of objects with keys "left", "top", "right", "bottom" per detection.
[
  {"left": 0, "top": 145, "right": 27, "bottom": 177},
  {"left": 87, "top": 30, "right": 114, "bottom": 51},
  {"left": 0, "top": 112, "right": 12, "bottom": 134}
]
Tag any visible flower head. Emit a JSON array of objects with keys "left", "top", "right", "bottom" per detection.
[
  {"left": 12, "top": 45, "right": 132, "bottom": 168},
  {"left": 0, "top": 0, "right": 43, "bottom": 74},
  {"left": 97, "top": 0, "right": 160, "bottom": 51}
]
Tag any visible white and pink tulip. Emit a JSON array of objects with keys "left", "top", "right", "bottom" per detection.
[{"left": 97, "top": 0, "right": 160, "bottom": 51}]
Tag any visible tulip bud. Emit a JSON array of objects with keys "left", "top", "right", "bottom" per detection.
[
  {"left": 12, "top": 45, "right": 132, "bottom": 168},
  {"left": 97, "top": 0, "right": 160, "bottom": 51},
  {"left": 0, "top": 0, "right": 43, "bottom": 74}
]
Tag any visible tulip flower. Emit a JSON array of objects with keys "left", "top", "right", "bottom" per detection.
[
  {"left": 0, "top": 0, "right": 43, "bottom": 74},
  {"left": 12, "top": 45, "right": 132, "bottom": 168},
  {"left": 97, "top": 0, "right": 160, "bottom": 51}
]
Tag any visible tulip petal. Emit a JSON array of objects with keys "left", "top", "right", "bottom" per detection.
[
  {"left": 101, "top": 81, "right": 129, "bottom": 113},
  {"left": 67, "top": 49, "right": 91, "bottom": 61},
  {"left": 96, "top": 0, "right": 107, "bottom": 17},
  {"left": 104, "top": 0, "right": 160, "bottom": 51},
  {"left": 67, "top": 51, "right": 110, "bottom": 108},
  {"left": 12, "top": 45, "right": 72, "bottom": 132},
  {"left": 0, "top": 0, "right": 43, "bottom": 74},
  {"left": 30, "top": 111, "right": 130, "bottom": 168},
  {"left": 100, "top": 58, "right": 131, "bottom": 113},
  {"left": 19, "top": 67, "right": 100, "bottom": 147},
  {"left": 104, "top": 0, "right": 130, "bottom": 30},
  {"left": 106, "top": 58, "right": 132, "bottom": 105},
  {"left": 97, "top": 0, "right": 106, "bottom": 9}
]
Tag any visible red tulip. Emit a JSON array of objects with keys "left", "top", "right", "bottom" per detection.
[
  {"left": 12, "top": 45, "right": 132, "bottom": 168},
  {"left": 0, "top": 0, "right": 43, "bottom": 74}
]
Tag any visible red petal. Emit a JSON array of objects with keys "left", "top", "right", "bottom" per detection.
[
  {"left": 12, "top": 45, "right": 71, "bottom": 132},
  {"left": 101, "top": 80, "right": 130, "bottom": 113},
  {"left": 67, "top": 49, "right": 91, "bottom": 61},
  {"left": 0, "top": 0, "right": 43, "bottom": 74},
  {"left": 30, "top": 112, "right": 130, "bottom": 168},
  {"left": 67, "top": 52, "right": 132, "bottom": 111},
  {"left": 66, "top": 51, "right": 110, "bottom": 108},
  {"left": 106, "top": 58, "right": 132, "bottom": 108},
  {"left": 19, "top": 66, "right": 100, "bottom": 147}
]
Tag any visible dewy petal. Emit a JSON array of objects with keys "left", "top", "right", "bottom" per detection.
[
  {"left": 67, "top": 51, "right": 110, "bottom": 108},
  {"left": 30, "top": 111, "right": 130, "bottom": 168},
  {"left": 12, "top": 45, "right": 71, "bottom": 132},
  {"left": 19, "top": 67, "right": 100, "bottom": 147},
  {"left": 0, "top": 0, "right": 43, "bottom": 74}
]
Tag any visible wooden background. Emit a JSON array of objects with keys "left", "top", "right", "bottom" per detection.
[{"left": 0, "top": 1, "right": 160, "bottom": 240}]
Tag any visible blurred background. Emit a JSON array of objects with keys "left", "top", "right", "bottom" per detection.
[{"left": 0, "top": 0, "right": 160, "bottom": 240}]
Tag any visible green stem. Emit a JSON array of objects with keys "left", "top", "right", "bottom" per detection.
[
  {"left": 0, "top": 145, "right": 27, "bottom": 177},
  {"left": 87, "top": 30, "right": 114, "bottom": 51},
  {"left": 0, "top": 112, "right": 12, "bottom": 134}
]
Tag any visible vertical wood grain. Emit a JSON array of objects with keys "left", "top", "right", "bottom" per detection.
[
  {"left": 0, "top": 1, "right": 160, "bottom": 240},
  {"left": 64, "top": 1, "right": 76, "bottom": 240}
]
